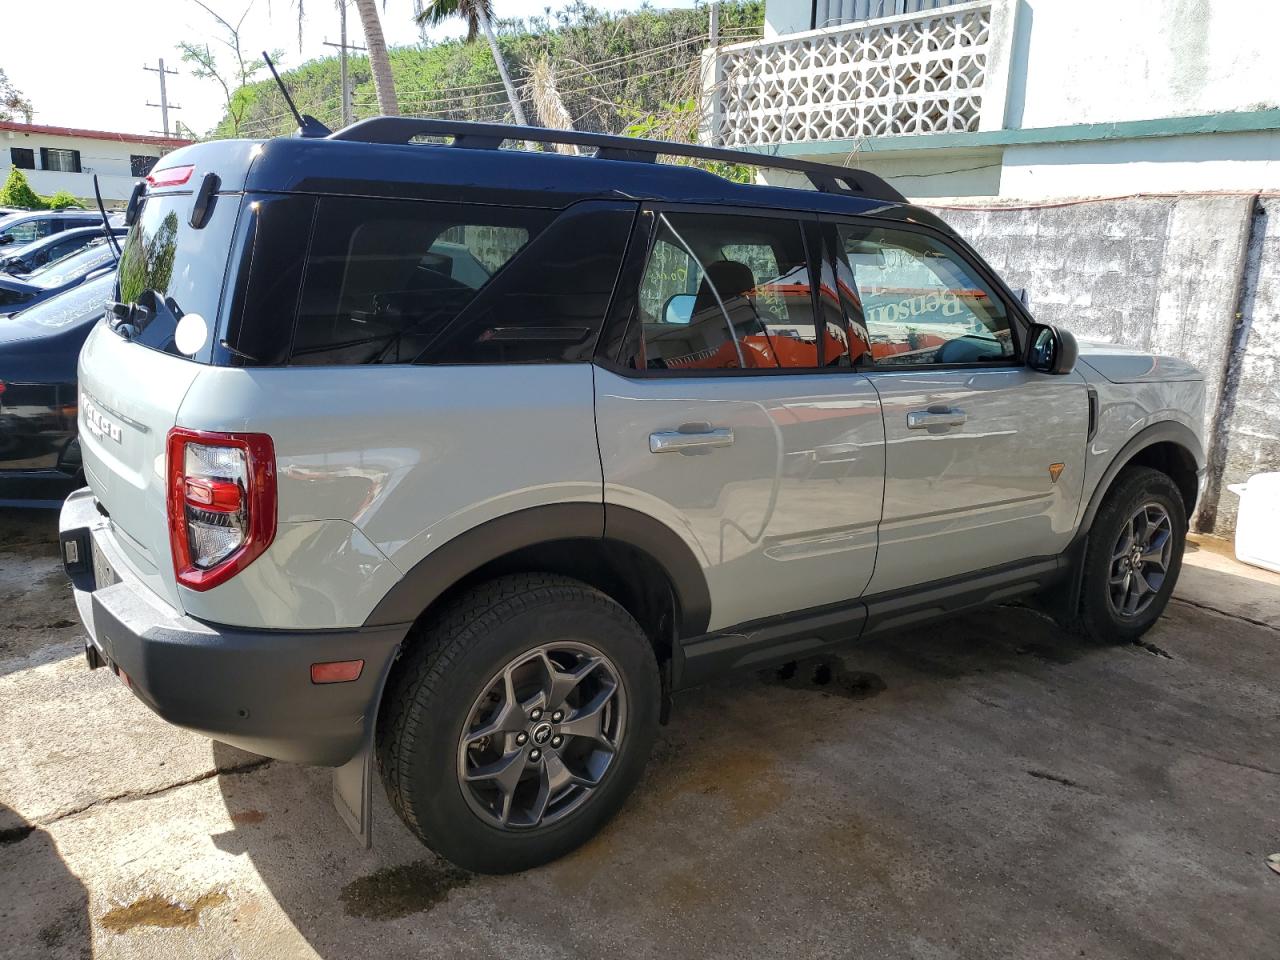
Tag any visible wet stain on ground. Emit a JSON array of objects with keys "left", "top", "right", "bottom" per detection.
[
  {"left": 230, "top": 809, "right": 266, "bottom": 825},
  {"left": 100, "top": 892, "right": 228, "bottom": 933},
  {"left": 339, "top": 860, "right": 472, "bottom": 920},
  {"left": 764, "top": 657, "right": 887, "bottom": 701}
]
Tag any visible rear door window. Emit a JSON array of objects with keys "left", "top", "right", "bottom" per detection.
[{"left": 630, "top": 210, "right": 832, "bottom": 372}]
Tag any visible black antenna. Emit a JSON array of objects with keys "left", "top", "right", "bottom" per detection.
[
  {"left": 92, "top": 175, "right": 122, "bottom": 263},
  {"left": 262, "top": 51, "right": 332, "bottom": 138}
]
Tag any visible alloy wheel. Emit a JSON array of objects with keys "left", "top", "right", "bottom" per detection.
[
  {"left": 1107, "top": 502, "right": 1174, "bottom": 618},
  {"left": 456, "top": 642, "right": 627, "bottom": 830}
]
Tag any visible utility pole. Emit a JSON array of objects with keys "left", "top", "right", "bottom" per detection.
[
  {"left": 144, "top": 58, "right": 181, "bottom": 137},
  {"left": 709, "top": 1, "right": 720, "bottom": 46},
  {"left": 323, "top": 2, "right": 365, "bottom": 128}
]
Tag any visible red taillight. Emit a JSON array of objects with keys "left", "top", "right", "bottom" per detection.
[
  {"left": 166, "top": 428, "right": 276, "bottom": 591},
  {"left": 146, "top": 164, "right": 195, "bottom": 187}
]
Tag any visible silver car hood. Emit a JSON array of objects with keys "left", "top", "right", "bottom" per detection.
[{"left": 1075, "top": 339, "right": 1203, "bottom": 384}]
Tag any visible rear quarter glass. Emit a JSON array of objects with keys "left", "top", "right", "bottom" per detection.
[{"left": 116, "top": 189, "right": 243, "bottom": 363}]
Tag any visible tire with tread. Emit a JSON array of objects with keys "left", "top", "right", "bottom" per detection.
[
  {"left": 377, "top": 573, "right": 660, "bottom": 874},
  {"left": 1077, "top": 466, "right": 1186, "bottom": 643}
]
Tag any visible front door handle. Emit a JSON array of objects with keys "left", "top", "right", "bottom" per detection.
[
  {"left": 906, "top": 407, "right": 967, "bottom": 430},
  {"left": 650, "top": 427, "right": 735, "bottom": 454}
]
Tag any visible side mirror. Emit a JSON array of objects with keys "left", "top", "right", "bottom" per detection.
[
  {"left": 0, "top": 235, "right": 13, "bottom": 246},
  {"left": 663, "top": 293, "right": 696, "bottom": 325},
  {"left": 1027, "top": 323, "right": 1078, "bottom": 375}
]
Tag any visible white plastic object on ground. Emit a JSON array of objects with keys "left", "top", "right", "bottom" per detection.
[{"left": 1227, "top": 472, "right": 1280, "bottom": 574}]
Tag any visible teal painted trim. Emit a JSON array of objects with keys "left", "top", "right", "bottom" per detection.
[{"left": 746, "top": 109, "right": 1280, "bottom": 158}]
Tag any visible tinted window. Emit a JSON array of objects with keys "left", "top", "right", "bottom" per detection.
[
  {"left": 116, "top": 190, "right": 241, "bottom": 359},
  {"left": 10, "top": 148, "right": 34, "bottom": 170},
  {"left": 422, "top": 202, "right": 634, "bottom": 364},
  {"left": 27, "top": 241, "right": 114, "bottom": 288},
  {"left": 2, "top": 219, "right": 47, "bottom": 244},
  {"left": 835, "top": 224, "right": 1014, "bottom": 365},
  {"left": 290, "top": 197, "right": 549, "bottom": 365},
  {"left": 633, "top": 211, "right": 831, "bottom": 372}
]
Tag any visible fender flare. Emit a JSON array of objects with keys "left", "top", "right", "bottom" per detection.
[
  {"left": 362, "top": 502, "right": 712, "bottom": 637},
  {"left": 1077, "top": 419, "right": 1204, "bottom": 535}
]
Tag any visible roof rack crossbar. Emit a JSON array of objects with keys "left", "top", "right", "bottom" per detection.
[{"left": 328, "top": 118, "right": 905, "bottom": 204}]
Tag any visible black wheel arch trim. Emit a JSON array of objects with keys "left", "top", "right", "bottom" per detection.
[
  {"left": 1077, "top": 419, "right": 1203, "bottom": 537},
  {"left": 362, "top": 502, "right": 712, "bottom": 638}
]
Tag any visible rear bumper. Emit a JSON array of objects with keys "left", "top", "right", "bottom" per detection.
[{"left": 60, "top": 489, "right": 408, "bottom": 766}]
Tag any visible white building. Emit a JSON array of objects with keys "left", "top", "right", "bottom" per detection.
[
  {"left": 704, "top": 0, "right": 1280, "bottom": 199},
  {"left": 0, "top": 121, "right": 192, "bottom": 204}
]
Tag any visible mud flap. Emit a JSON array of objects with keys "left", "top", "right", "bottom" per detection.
[
  {"left": 332, "top": 728, "right": 375, "bottom": 849},
  {"left": 331, "top": 643, "right": 401, "bottom": 849}
]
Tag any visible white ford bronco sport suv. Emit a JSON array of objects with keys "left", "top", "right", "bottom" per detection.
[{"left": 60, "top": 119, "right": 1206, "bottom": 874}]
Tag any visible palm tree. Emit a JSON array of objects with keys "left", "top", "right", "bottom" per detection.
[
  {"left": 417, "top": 0, "right": 528, "bottom": 125},
  {"left": 353, "top": 0, "right": 399, "bottom": 116}
]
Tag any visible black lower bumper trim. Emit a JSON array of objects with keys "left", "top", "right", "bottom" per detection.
[{"left": 61, "top": 489, "right": 410, "bottom": 766}]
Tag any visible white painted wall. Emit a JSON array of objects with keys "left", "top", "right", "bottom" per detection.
[
  {"left": 764, "top": 0, "right": 811, "bottom": 38},
  {"left": 0, "top": 130, "right": 179, "bottom": 202},
  {"left": 1004, "top": 0, "right": 1280, "bottom": 129}
]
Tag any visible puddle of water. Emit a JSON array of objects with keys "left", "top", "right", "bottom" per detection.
[
  {"left": 340, "top": 860, "right": 471, "bottom": 920},
  {"left": 100, "top": 892, "right": 228, "bottom": 933}
]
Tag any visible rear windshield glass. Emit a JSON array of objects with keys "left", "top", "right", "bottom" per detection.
[{"left": 116, "top": 190, "right": 241, "bottom": 359}]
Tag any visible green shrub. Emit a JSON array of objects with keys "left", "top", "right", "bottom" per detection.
[
  {"left": 0, "top": 168, "right": 46, "bottom": 209},
  {"left": 43, "top": 190, "right": 85, "bottom": 210}
]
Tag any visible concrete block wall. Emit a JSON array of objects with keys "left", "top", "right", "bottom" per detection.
[
  {"left": 932, "top": 194, "right": 1277, "bottom": 535},
  {"left": 1204, "top": 198, "right": 1280, "bottom": 532}
]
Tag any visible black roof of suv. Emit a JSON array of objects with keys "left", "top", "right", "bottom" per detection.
[{"left": 152, "top": 118, "right": 922, "bottom": 221}]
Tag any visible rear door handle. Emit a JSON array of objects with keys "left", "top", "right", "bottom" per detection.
[
  {"left": 649, "top": 427, "right": 735, "bottom": 454},
  {"left": 906, "top": 407, "right": 967, "bottom": 430}
]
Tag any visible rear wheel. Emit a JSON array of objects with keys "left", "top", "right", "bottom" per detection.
[
  {"left": 377, "top": 574, "right": 660, "bottom": 874},
  {"left": 1078, "top": 466, "right": 1187, "bottom": 642}
]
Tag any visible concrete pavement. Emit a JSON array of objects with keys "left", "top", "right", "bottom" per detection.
[{"left": 1, "top": 509, "right": 1277, "bottom": 959}]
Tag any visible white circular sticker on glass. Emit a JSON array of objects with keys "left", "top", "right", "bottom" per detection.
[{"left": 174, "top": 313, "right": 209, "bottom": 356}]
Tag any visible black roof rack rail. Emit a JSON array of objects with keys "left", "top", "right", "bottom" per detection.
[{"left": 327, "top": 117, "right": 906, "bottom": 204}]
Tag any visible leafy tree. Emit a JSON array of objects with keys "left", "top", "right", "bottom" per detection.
[
  {"left": 0, "top": 68, "right": 33, "bottom": 123},
  {"left": 417, "top": 0, "right": 528, "bottom": 125},
  {"left": 180, "top": 0, "right": 282, "bottom": 136},
  {"left": 0, "top": 169, "right": 46, "bottom": 210}
]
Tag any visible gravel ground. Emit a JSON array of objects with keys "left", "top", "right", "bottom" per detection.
[{"left": 1, "top": 508, "right": 1277, "bottom": 960}]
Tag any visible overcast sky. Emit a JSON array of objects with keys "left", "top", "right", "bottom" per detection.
[{"left": 3, "top": 0, "right": 697, "bottom": 137}]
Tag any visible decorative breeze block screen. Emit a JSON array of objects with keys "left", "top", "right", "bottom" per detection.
[{"left": 715, "top": 2, "right": 991, "bottom": 146}]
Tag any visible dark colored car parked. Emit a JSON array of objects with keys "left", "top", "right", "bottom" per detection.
[
  {"left": 0, "top": 239, "right": 117, "bottom": 318},
  {"left": 0, "top": 210, "right": 103, "bottom": 248},
  {"left": 0, "top": 271, "right": 112, "bottom": 506},
  {"left": 1, "top": 226, "right": 128, "bottom": 275}
]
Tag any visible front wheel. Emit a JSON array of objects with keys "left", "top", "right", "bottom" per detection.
[
  {"left": 377, "top": 574, "right": 660, "bottom": 874},
  {"left": 1078, "top": 466, "right": 1187, "bottom": 642}
]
